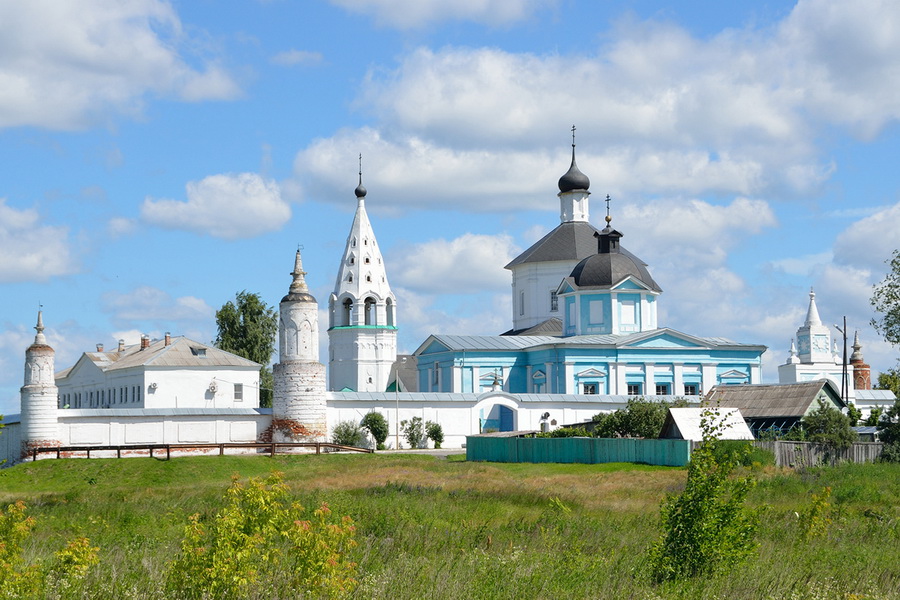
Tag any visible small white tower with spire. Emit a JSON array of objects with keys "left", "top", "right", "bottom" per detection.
[
  {"left": 271, "top": 249, "right": 327, "bottom": 441},
  {"left": 20, "top": 310, "right": 60, "bottom": 457},
  {"left": 328, "top": 159, "right": 398, "bottom": 392}
]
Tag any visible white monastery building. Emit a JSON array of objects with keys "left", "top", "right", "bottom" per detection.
[{"left": 2, "top": 133, "right": 894, "bottom": 463}]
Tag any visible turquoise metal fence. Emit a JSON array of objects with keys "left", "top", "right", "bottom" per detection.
[{"left": 466, "top": 436, "right": 690, "bottom": 467}]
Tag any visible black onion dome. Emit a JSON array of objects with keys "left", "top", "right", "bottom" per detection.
[
  {"left": 355, "top": 182, "right": 367, "bottom": 198},
  {"left": 558, "top": 158, "right": 590, "bottom": 192},
  {"left": 569, "top": 247, "right": 661, "bottom": 292}
]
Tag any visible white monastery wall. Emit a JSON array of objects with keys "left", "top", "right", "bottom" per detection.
[{"left": 0, "top": 419, "right": 22, "bottom": 466}]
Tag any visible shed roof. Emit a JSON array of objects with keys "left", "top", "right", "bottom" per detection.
[{"left": 659, "top": 407, "right": 754, "bottom": 441}]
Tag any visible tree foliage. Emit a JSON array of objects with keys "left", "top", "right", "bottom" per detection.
[
  {"left": 871, "top": 249, "right": 900, "bottom": 347},
  {"left": 875, "top": 367, "right": 900, "bottom": 399},
  {"left": 591, "top": 397, "right": 689, "bottom": 439},
  {"left": 877, "top": 399, "right": 900, "bottom": 463},
  {"left": 648, "top": 409, "right": 759, "bottom": 582},
  {"left": 425, "top": 421, "right": 444, "bottom": 449},
  {"left": 360, "top": 412, "right": 389, "bottom": 450},
  {"left": 801, "top": 399, "right": 857, "bottom": 450},
  {"left": 400, "top": 417, "right": 425, "bottom": 448},
  {"left": 214, "top": 291, "right": 278, "bottom": 408}
]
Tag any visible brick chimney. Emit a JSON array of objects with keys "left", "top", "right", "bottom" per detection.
[
  {"left": 117, "top": 339, "right": 125, "bottom": 352},
  {"left": 96, "top": 343, "right": 104, "bottom": 352},
  {"left": 164, "top": 332, "right": 171, "bottom": 346},
  {"left": 140, "top": 334, "right": 150, "bottom": 350}
]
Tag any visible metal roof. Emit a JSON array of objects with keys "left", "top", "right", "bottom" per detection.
[
  {"left": 660, "top": 407, "right": 754, "bottom": 441},
  {"left": 505, "top": 221, "right": 602, "bottom": 268},
  {"left": 58, "top": 408, "right": 272, "bottom": 417},
  {"left": 855, "top": 389, "right": 897, "bottom": 401},
  {"left": 704, "top": 380, "right": 843, "bottom": 418}
]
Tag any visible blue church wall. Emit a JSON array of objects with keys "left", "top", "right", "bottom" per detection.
[
  {"left": 578, "top": 294, "right": 612, "bottom": 335},
  {"left": 564, "top": 297, "right": 576, "bottom": 336},
  {"left": 616, "top": 293, "right": 642, "bottom": 333}
]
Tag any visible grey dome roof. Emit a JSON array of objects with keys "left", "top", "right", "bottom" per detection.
[
  {"left": 354, "top": 182, "right": 367, "bottom": 198},
  {"left": 558, "top": 157, "right": 590, "bottom": 192},
  {"left": 569, "top": 247, "right": 661, "bottom": 292},
  {"left": 281, "top": 291, "right": 317, "bottom": 304}
]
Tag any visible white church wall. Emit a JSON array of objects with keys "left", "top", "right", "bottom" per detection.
[
  {"left": 142, "top": 368, "right": 260, "bottom": 409},
  {"left": 510, "top": 261, "right": 575, "bottom": 331}
]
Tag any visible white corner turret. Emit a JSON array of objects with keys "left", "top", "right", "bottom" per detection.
[
  {"left": 272, "top": 249, "right": 327, "bottom": 442},
  {"left": 20, "top": 310, "right": 60, "bottom": 458}
]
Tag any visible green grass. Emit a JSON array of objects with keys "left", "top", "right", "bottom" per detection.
[{"left": 0, "top": 454, "right": 898, "bottom": 599}]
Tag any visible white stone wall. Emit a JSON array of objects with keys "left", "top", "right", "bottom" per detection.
[
  {"left": 0, "top": 420, "right": 22, "bottom": 466},
  {"left": 273, "top": 361, "right": 327, "bottom": 440},
  {"left": 56, "top": 410, "right": 271, "bottom": 447}
]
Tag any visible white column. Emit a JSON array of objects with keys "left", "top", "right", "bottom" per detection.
[
  {"left": 750, "top": 364, "right": 761, "bottom": 385},
  {"left": 615, "top": 362, "right": 627, "bottom": 395},
  {"left": 525, "top": 365, "right": 532, "bottom": 392},
  {"left": 673, "top": 363, "right": 684, "bottom": 395},
  {"left": 452, "top": 365, "right": 463, "bottom": 393},
  {"left": 701, "top": 364, "right": 717, "bottom": 395},
  {"left": 644, "top": 363, "right": 655, "bottom": 396},
  {"left": 563, "top": 362, "right": 574, "bottom": 394},
  {"left": 545, "top": 362, "right": 555, "bottom": 393}
]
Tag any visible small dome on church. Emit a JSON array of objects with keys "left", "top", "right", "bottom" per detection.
[
  {"left": 355, "top": 182, "right": 367, "bottom": 198},
  {"left": 558, "top": 158, "right": 590, "bottom": 193},
  {"left": 569, "top": 249, "right": 661, "bottom": 291}
]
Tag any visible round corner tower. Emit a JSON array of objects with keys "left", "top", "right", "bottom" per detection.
[
  {"left": 272, "top": 249, "right": 328, "bottom": 442},
  {"left": 20, "top": 310, "right": 60, "bottom": 458}
]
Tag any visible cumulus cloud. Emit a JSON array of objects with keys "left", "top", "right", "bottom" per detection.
[
  {"left": 293, "top": 1, "right": 900, "bottom": 207},
  {"left": 390, "top": 233, "right": 519, "bottom": 294},
  {"left": 0, "top": 199, "right": 76, "bottom": 282},
  {"left": 141, "top": 173, "right": 291, "bottom": 239},
  {"left": 102, "top": 286, "right": 214, "bottom": 325},
  {"left": 271, "top": 49, "right": 323, "bottom": 66},
  {"left": 0, "top": 0, "right": 240, "bottom": 131},
  {"left": 832, "top": 201, "right": 900, "bottom": 271},
  {"left": 326, "top": 0, "right": 556, "bottom": 29}
]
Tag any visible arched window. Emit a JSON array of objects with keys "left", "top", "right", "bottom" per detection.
[
  {"left": 386, "top": 298, "right": 395, "bottom": 327},
  {"left": 342, "top": 298, "right": 353, "bottom": 326},
  {"left": 364, "top": 297, "right": 376, "bottom": 325},
  {"left": 349, "top": 257, "right": 355, "bottom": 265}
]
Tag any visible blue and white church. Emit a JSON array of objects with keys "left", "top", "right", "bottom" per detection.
[{"left": 412, "top": 138, "right": 766, "bottom": 397}]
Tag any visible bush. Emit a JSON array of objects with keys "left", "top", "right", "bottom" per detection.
[
  {"left": 802, "top": 399, "right": 857, "bottom": 450},
  {"left": 537, "top": 426, "right": 591, "bottom": 438},
  {"left": 648, "top": 409, "right": 759, "bottom": 582},
  {"left": 877, "top": 399, "right": 900, "bottom": 463},
  {"left": 166, "top": 472, "right": 357, "bottom": 599},
  {"left": 425, "top": 421, "right": 444, "bottom": 449},
  {"left": 712, "top": 440, "right": 775, "bottom": 467},
  {"left": 361, "top": 412, "right": 390, "bottom": 450},
  {"left": 332, "top": 420, "right": 368, "bottom": 448},
  {"left": 592, "top": 397, "right": 689, "bottom": 439},
  {"left": 401, "top": 417, "right": 425, "bottom": 448}
]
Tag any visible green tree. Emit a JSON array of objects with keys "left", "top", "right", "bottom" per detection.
[
  {"left": 877, "top": 399, "right": 900, "bottom": 463},
  {"left": 648, "top": 409, "right": 759, "bottom": 581},
  {"left": 871, "top": 249, "right": 900, "bottom": 347},
  {"left": 401, "top": 417, "right": 425, "bottom": 448},
  {"left": 801, "top": 399, "right": 857, "bottom": 450},
  {"left": 592, "top": 397, "right": 688, "bottom": 439},
  {"left": 846, "top": 403, "right": 862, "bottom": 426},
  {"left": 214, "top": 291, "right": 278, "bottom": 408},
  {"left": 425, "top": 421, "right": 444, "bottom": 449},
  {"left": 875, "top": 367, "right": 900, "bottom": 398},
  {"left": 360, "top": 412, "right": 389, "bottom": 450},
  {"left": 331, "top": 421, "right": 368, "bottom": 448}
]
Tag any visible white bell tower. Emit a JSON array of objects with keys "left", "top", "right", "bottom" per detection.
[
  {"left": 328, "top": 160, "right": 398, "bottom": 392},
  {"left": 20, "top": 310, "right": 60, "bottom": 458}
]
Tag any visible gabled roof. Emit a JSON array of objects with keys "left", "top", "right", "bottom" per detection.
[
  {"left": 704, "top": 380, "right": 845, "bottom": 419},
  {"left": 57, "top": 336, "right": 259, "bottom": 378},
  {"left": 505, "top": 221, "right": 601, "bottom": 268},
  {"left": 501, "top": 317, "right": 563, "bottom": 337},
  {"left": 659, "top": 407, "right": 754, "bottom": 441}
]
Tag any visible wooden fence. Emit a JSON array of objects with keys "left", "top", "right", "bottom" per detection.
[
  {"left": 769, "top": 441, "right": 883, "bottom": 468},
  {"left": 29, "top": 442, "right": 373, "bottom": 461}
]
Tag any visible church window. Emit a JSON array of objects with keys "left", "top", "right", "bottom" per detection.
[
  {"left": 627, "top": 383, "right": 642, "bottom": 396},
  {"left": 366, "top": 275, "right": 372, "bottom": 282},
  {"left": 550, "top": 291, "right": 558, "bottom": 312},
  {"left": 342, "top": 298, "right": 352, "bottom": 326},
  {"left": 364, "top": 297, "right": 375, "bottom": 325},
  {"left": 589, "top": 300, "right": 604, "bottom": 324},
  {"left": 364, "top": 257, "right": 370, "bottom": 264},
  {"left": 348, "top": 274, "right": 353, "bottom": 282},
  {"left": 349, "top": 257, "right": 355, "bottom": 265},
  {"left": 351, "top": 238, "right": 356, "bottom": 247},
  {"left": 234, "top": 383, "right": 243, "bottom": 401},
  {"left": 519, "top": 292, "right": 525, "bottom": 316},
  {"left": 684, "top": 384, "right": 698, "bottom": 395},
  {"left": 364, "top": 239, "right": 368, "bottom": 245},
  {"left": 582, "top": 383, "right": 597, "bottom": 394},
  {"left": 433, "top": 362, "right": 440, "bottom": 386},
  {"left": 655, "top": 384, "right": 670, "bottom": 395},
  {"left": 386, "top": 298, "right": 394, "bottom": 327}
]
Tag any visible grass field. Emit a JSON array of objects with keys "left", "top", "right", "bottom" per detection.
[{"left": 1, "top": 452, "right": 898, "bottom": 599}]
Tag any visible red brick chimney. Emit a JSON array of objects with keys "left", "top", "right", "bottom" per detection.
[
  {"left": 96, "top": 343, "right": 104, "bottom": 352},
  {"left": 140, "top": 334, "right": 150, "bottom": 350},
  {"left": 164, "top": 332, "right": 171, "bottom": 346},
  {"left": 117, "top": 339, "right": 125, "bottom": 352}
]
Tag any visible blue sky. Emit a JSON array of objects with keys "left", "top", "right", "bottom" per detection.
[{"left": 2, "top": 0, "right": 900, "bottom": 415}]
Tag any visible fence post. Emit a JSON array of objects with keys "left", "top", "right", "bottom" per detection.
[
  {"left": 316, "top": 443, "right": 320, "bottom": 455},
  {"left": 166, "top": 445, "right": 171, "bottom": 460},
  {"left": 270, "top": 443, "right": 275, "bottom": 457},
  {"left": 56, "top": 447, "right": 60, "bottom": 459},
  {"left": 219, "top": 444, "right": 224, "bottom": 456},
  {"left": 117, "top": 447, "right": 121, "bottom": 459}
]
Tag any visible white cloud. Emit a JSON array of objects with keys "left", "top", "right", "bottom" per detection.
[
  {"left": 395, "top": 287, "right": 510, "bottom": 350},
  {"left": 102, "top": 286, "right": 214, "bottom": 324},
  {"left": 108, "top": 217, "right": 137, "bottom": 238},
  {"left": 832, "top": 201, "right": 900, "bottom": 271},
  {"left": 390, "top": 233, "right": 519, "bottom": 294},
  {"left": 0, "top": 199, "right": 77, "bottom": 282},
  {"left": 326, "top": 0, "right": 556, "bottom": 29},
  {"left": 769, "top": 252, "right": 834, "bottom": 277},
  {"left": 0, "top": 0, "right": 240, "bottom": 131},
  {"left": 271, "top": 49, "right": 323, "bottom": 66},
  {"left": 141, "top": 173, "right": 291, "bottom": 239}
]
